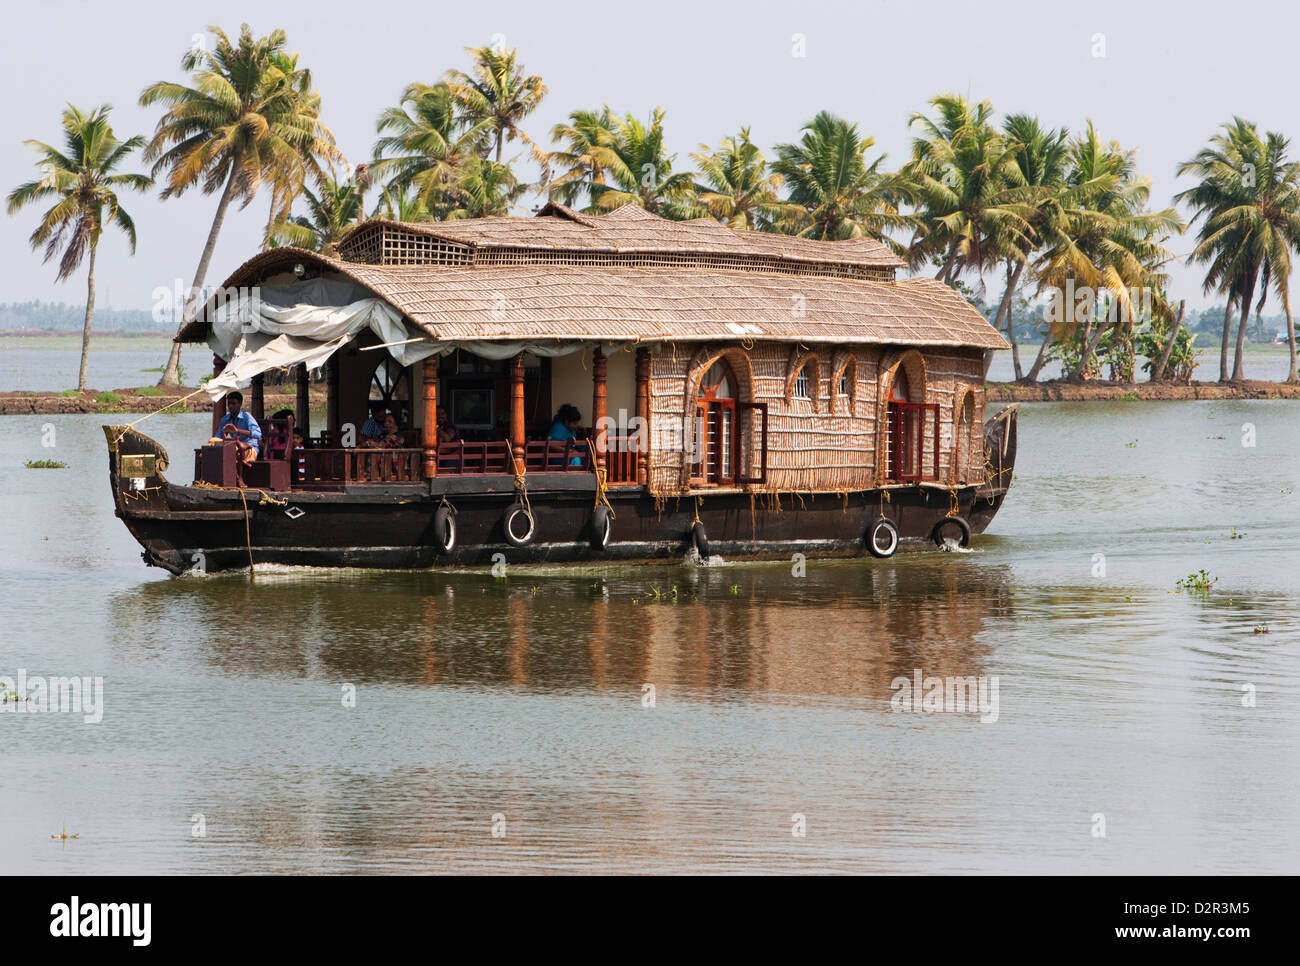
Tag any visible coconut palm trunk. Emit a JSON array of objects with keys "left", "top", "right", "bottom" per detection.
[
  {"left": 158, "top": 166, "right": 241, "bottom": 386},
  {"left": 1023, "top": 337, "right": 1052, "bottom": 382},
  {"left": 1230, "top": 270, "right": 1257, "bottom": 382},
  {"left": 1286, "top": 303, "right": 1298, "bottom": 383},
  {"left": 992, "top": 259, "right": 1026, "bottom": 380},
  {"left": 77, "top": 241, "right": 98, "bottom": 392},
  {"left": 1152, "top": 300, "right": 1186, "bottom": 381}
]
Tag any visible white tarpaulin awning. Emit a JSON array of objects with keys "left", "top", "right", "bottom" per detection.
[
  {"left": 203, "top": 277, "right": 437, "bottom": 399},
  {"left": 202, "top": 276, "right": 637, "bottom": 399}
]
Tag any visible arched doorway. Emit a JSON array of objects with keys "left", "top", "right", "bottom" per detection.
[
  {"left": 369, "top": 357, "right": 411, "bottom": 427},
  {"left": 884, "top": 355, "right": 936, "bottom": 483},
  {"left": 694, "top": 358, "right": 737, "bottom": 485}
]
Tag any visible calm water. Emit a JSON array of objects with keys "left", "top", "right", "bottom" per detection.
[
  {"left": 0, "top": 336, "right": 213, "bottom": 392},
  {"left": 1, "top": 398, "right": 1298, "bottom": 873}
]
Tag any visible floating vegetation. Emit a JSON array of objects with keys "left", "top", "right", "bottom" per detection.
[
  {"left": 1125, "top": 439, "right": 1138, "bottom": 448},
  {"left": 25, "top": 459, "right": 66, "bottom": 469},
  {"left": 645, "top": 583, "right": 679, "bottom": 601},
  {"left": 729, "top": 583, "right": 740, "bottom": 595},
  {"left": 1175, "top": 569, "right": 1217, "bottom": 595},
  {"left": 1254, "top": 624, "right": 1269, "bottom": 634}
]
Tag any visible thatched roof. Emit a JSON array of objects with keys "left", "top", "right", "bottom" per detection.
[
  {"left": 181, "top": 206, "right": 1007, "bottom": 350},
  {"left": 336, "top": 203, "right": 906, "bottom": 273}
]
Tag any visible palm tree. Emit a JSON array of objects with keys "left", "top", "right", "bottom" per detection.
[
  {"left": 904, "top": 94, "right": 1032, "bottom": 283},
  {"left": 1177, "top": 119, "right": 1300, "bottom": 382},
  {"left": 688, "top": 128, "right": 791, "bottom": 230},
  {"left": 139, "top": 24, "right": 340, "bottom": 385},
  {"left": 267, "top": 176, "right": 362, "bottom": 254},
  {"left": 371, "top": 82, "right": 494, "bottom": 217},
  {"left": 258, "top": 49, "right": 325, "bottom": 250},
  {"left": 771, "top": 111, "right": 913, "bottom": 248},
  {"left": 545, "top": 107, "right": 694, "bottom": 216},
  {"left": 444, "top": 158, "right": 526, "bottom": 219},
  {"left": 544, "top": 107, "right": 619, "bottom": 208},
  {"left": 989, "top": 115, "right": 1070, "bottom": 379},
  {"left": 377, "top": 182, "right": 434, "bottom": 222},
  {"left": 442, "top": 44, "right": 547, "bottom": 164},
  {"left": 1029, "top": 123, "right": 1183, "bottom": 381},
  {"left": 7, "top": 105, "right": 151, "bottom": 392}
]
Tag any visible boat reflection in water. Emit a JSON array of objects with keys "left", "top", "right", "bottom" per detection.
[{"left": 109, "top": 560, "right": 1014, "bottom": 705}]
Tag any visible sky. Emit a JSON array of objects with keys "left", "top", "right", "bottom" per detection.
[{"left": 2, "top": 0, "right": 1296, "bottom": 316}]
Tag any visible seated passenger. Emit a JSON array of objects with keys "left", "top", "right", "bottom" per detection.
[
  {"left": 548, "top": 404, "right": 585, "bottom": 467},
  {"left": 360, "top": 403, "right": 386, "bottom": 440},
  {"left": 436, "top": 406, "right": 460, "bottom": 444},
  {"left": 364, "top": 413, "right": 404, "bottom": 449},
  {"left": 212, "top": 391, "right": 261, "bottom": 465}
]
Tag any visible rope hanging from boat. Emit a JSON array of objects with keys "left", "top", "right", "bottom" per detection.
[
  {"left": 588, "top": 439, "right": 616, "bottom": 519},
  {"left": 513, "top": 458, "right": 533, "bottom": 527},
  {"left": 238, "top": 488, "right": 255, "bottom": 579}
]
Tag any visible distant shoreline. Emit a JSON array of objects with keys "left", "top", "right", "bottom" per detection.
[
  {"left": 0, "top": 386, "right": 321, "bottom": 415},
  {"left": 2, "top": 380, "right": 1296, "bottom": 415},
  {"left": 988, "top": 380, "right": 1300, "bottom": 401}
]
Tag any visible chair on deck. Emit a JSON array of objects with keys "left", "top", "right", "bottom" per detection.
[{"left": 240, "top": 416, "right": 293, "bottom": 490}]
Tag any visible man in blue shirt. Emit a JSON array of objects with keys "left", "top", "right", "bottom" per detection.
[
  {"left": 217, "top": 391, "right": 261, "bottom": 464},
  {"left": 360, "top": 402, "right": 386, "bottom": 441}
]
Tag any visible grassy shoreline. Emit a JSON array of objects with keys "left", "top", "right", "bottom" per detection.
[{"left": 0, "top": 386, "right": 326, "bottom": 415}]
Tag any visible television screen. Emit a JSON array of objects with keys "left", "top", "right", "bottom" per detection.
[{"left": 452, "top": 388, "right": 493, "bottom": 428}]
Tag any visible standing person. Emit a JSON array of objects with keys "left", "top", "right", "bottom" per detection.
[{"left": 216, "top": 391, "right": 261, "bottom": 465}]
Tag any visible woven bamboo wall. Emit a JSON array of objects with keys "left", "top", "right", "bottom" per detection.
[{"left": 647, "top": 342, "right": 987, "bottom": 496}]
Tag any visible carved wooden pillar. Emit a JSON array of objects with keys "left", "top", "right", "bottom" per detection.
[
  {"left": 211, "top": 354, "right": 225, "bottom": 435},
  {"left": 295, "top": 363, "right": 310, "bottom": 438},
  {"left": 250, "top": 373, "right": 265, "bottom": 422},
  {"left": 510, "top": 352, "right": 526, "bottom": 474},
  {"left": 592, "top": 346, "right": 608, "bottom": 476},
  {"left": 326, "top": 355, "right": 340, "bottom": 442},
  {"left": 635, "top": 347, "right": 650, "bottom": 486},
  {"left": 422, "top": 356, "right": 438, "bottom": 479}
]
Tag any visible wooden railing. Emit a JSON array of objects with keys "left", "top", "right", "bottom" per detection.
[
  {"left": 437, "top": 440, "right": 514, "bottom": 475},
  {"left": 302, "top": 448, "right": 423, "bottom": 484},
  {"left": 601, "top": 435, "right": 638, "bottom": 485},
  {"left": 295, "top": 437, "right": 642, "bottom": 484}
]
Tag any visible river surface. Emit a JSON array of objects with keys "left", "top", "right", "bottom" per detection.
[{"left": 1, "top": 397, "right": 1298, "bottom": 873}]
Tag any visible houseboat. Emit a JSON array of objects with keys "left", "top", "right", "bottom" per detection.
[{"left": 103, "top": 203, "right": 1018, "bottom": 575}]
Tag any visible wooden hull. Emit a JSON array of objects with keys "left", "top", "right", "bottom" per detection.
[{"left": 103, "top": 406, "right": 1018, "bottom": 575}]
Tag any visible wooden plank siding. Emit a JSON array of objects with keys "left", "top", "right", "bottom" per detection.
[{"left": 647, "top": 343, "right": 987, "bottom": 497}]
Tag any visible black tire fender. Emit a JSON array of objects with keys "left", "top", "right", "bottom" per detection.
[
  {"left": 433, "top": 505, "right": 456, "bottom": 553},
  {"left": 590, "top": 505, "right": 613, "bottom": 550},
  {"left": 866, "top": 517, "right": 899, "bottom": 558},
  {"left": 930, "top": 515, "right": 972, "bottom": 549},
  {"left": 503, "top": 502, "right": 536, "bottom": 548},
  {"left": 690, "top": 521, "right": 710, "bottom": 560}
]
